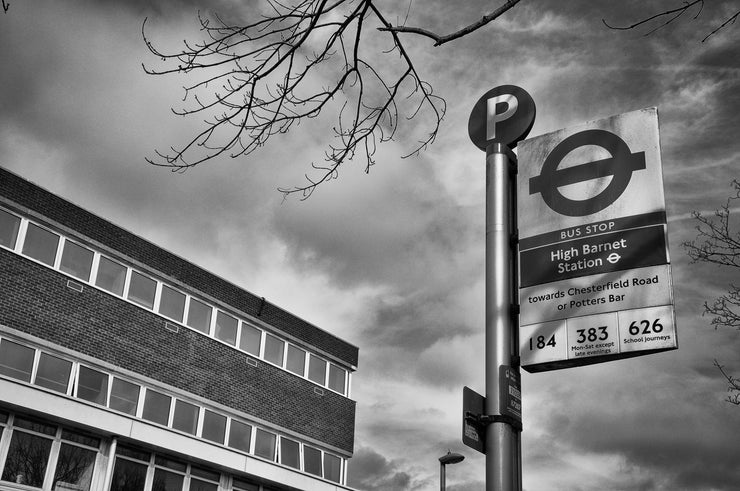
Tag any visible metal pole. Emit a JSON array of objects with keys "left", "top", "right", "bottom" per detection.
[
  {"left": 440, "top": 462, "right": 446, "bottom": 491},
  {"left": 485, "top": 142, "right": 519, "bottom": 491}
]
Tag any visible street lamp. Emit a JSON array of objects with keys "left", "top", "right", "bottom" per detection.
[{"left": 439, "top": 451, "right": 465, "bottom": 491}]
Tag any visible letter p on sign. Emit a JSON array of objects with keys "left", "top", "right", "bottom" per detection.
[
  {"left": 469, "top": 85, "right": 536, "bottom": 150},
  {"left": 487, "top": 94, "right": 518, "bottom": 140}
]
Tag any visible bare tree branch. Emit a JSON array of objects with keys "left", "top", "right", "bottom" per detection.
[
  {"left": 684, "top": 180, "right": 740, "bottom": 271},
  {"left": 143, "top": 0, "right": 447, "bottom": 199},
  {"left": 602, "top": 0, "right": 739, "bottom": 42},
  {"left": 144, "top": 0, "right": 733, "bottom": 198},
  {"left": 715, "top": 359, "right": 740, "bottom": 405},
  {"left": 685, "top": 180, "right": 740, "bottom": 406},
  {"left": 377, "top": 0, "right": 523, "bottom": 46},
  {"left": 2, "top": 0, "right": 9, "bottom": 14}
]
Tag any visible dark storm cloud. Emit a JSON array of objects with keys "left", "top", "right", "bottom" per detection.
[
  {"left": 539, "top": 364, "right": 740, "bottom": 491},
  {"left": 366, "top": 291, "right": 475, "bottom": 350},
  {"left": 275, "top": 180, "right": 477, "bottom": 290},
  {"left": 348, "top": 447, "right": 420, "bottom": 491}
]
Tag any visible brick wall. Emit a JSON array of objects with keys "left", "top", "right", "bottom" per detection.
[
  {"left": 0, "top": 168, "right": 359, "bottom": 367},
  {"left": 0, "top": 250, "right": 355, "bottom": 452}
]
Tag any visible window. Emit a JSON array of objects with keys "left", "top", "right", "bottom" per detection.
[
  {"left": 53, "top": 441, "right": 97, "bottom": 490},
  {"left": 110, "top": 446, "right": 150, "bottom": 491},
  {"left": 0, "top": 208, "right": 20, "bottom": 249},
  {"left": 232, "top": 478, "right": 260, "bottom": 491},
  {"left": 76, "top": 366, "right": 109, "bottom": 405},
  {"left": 159, "top": 286, "right": 186, "bottom": 322},
  {"left": 22, "top": 222, "right": 59, "bottom": 266},
  {"left": 172, "top": 400, "right": 199, "bottom": 435},
  {"left": 186, "top": 298, "right": 212, "bottom": 335},
  {"left": 280, "top": 437, "right": 300, "bottom": 469},
  {"left": 96, "top": 256, "right": 127, "bottom": 296},
  {"left": 110, "top": 378, "right": 141, "bottom": 415},
  {"left": 324, "top": 453, "right": 342, "bottom": 483},
  {"left": 128, "top": 271, "right": 156, "bottom": 309},
  {"left": 0, "top": 339, "right": 35, "bottom": 382},
  {"left": 59, "top": 240, "right": 94, "bottom": 281},
  {"left": 1, "top": 425, "right": 53, "bottom": 487},
  {"left": 110, "top": 457, "right": 148, "bottom": 491},
  {"left": 201, "top": 411, "right": 226, "bottom": 444},
  {"left": 286, "top": 345, "right": 306, "bottom": 376},
  {"left": 254, "top": 429, "right": 276, "bottom": 461},
  {"left": 152, "top": 468, "right": 184, "bottom": 491},
  {"left": 214, "top": 311, "right": 238, "bottom": 346},
  {"left": 227, "top": 420, "right": 252, "bottom": 453},
  {"left": 328, "top": 364, "right": 347, "bottom": 394},
  {"left": 304, "top": 446, "right": 323, "bottom": 477},
  {"left": 34, "top": 352, "right": 72, "bottom": 393},
  {"left": 142, "top": 389, "right": 171, "bottom": 426},
  {"left": 152, "top": 457, "right": 186, "bottom": 491},
  {"left": 308, "top": 356, "right": 327, "bottom": 385},
  {"left": 190, "top": 467, "right": 219, "bottom": 491},
  {"left": 263, "top": 334, "right": 284, "bottom": 367},
  {"left": 238, "top": 323, "right": 261, "bottom": 356}
]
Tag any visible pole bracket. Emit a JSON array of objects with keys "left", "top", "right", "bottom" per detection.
[{"left": 465, "top": 412, "right": 523, "bottom": 432}]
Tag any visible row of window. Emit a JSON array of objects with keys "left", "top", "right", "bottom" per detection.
[
  {"left": 0, "top": 207, "right": 350, "bottom": 396},
  {"left": 0, "top": 337, "right": 345, "bottom": 484},
  {"left": 0, "top": 410, "right": 301, "bottom": 490}
]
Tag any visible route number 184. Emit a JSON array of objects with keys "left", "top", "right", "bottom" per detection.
[{"left": 529, "top": 334, "right": 556, "bottom": 350}]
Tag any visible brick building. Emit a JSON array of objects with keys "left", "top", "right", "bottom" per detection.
[{"left": 0, "top": 168, "right": 358, "bottom": 491}]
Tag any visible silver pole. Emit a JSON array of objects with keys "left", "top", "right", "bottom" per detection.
[
  {"left": 440, "top": 462, "right": 446, "bottom": 491},
  {"left": 485, "top": 143, "right": 519, "bottom": 491}
]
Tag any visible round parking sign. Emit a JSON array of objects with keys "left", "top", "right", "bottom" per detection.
[{"left": 468, "top": 85, "right": 536, "bottom": 150}]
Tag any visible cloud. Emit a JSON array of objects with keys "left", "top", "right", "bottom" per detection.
[
  {"left": 3, "top": 2, "right": 740, "bottom": 491},
  {"left": 348, "top": 447, "right": 422, "bottom": 491}
]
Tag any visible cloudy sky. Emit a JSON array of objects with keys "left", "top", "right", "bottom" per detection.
[{"left": 2, "top": 1, "right": 739, "bottom": 490}]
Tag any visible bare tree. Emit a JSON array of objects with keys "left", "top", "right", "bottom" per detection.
[
  {"left": 144, "top": 0, "right": 736, "bottom": 198},
  {"left": 2, "top": 0, "right": 10, "bottom": 14},
  {"left": 142, "top": 0, "right": 522, "bottom": 198},
  {"left": 603, "top": 0, "right": 739, "bottom": 42},
  {"left": 684, "top": 180, "right": 740, "bottom": 405}
]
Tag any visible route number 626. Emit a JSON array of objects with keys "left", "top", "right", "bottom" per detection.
[{"left": 629, "top": 318, "right": 663, "bottom": 335}]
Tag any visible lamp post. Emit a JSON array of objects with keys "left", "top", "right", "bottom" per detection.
[{"left": 439, "top": 451, "right": 465, "bottom": 491}]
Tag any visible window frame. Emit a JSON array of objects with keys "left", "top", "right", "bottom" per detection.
[
  {"left": 238, "top": 322, "right": 262, "bottom": 357},
  {"left": 0, "top": 338, "right": 36, "bottom": 383},
  {"left": 263, "top": 334, "right": 285, "bottom": 368},
  {"left": 126, "top": 270, "right": 158, "bottom": 310},
  {"left": 33, "top": 352, "right": 73, "bottom": 395},
  {"left": 0, "top": 208, "right": 22, "bottom": 251},
  {"left": 307, "top": 355, "right": 328, "bottom": 386},
  {"left": 286, "top": 344, "right": 307, "bottom": 377},
  {"left": 21, "top": 221, "right": 61, "bottom": 267},
  {"left": 95, "top": 254, "right": 128, "bottom": 297},
  {"left": 75, "top": 365, "right": 110, "bottom": 406},
  {"left": 59, "top": 238, "right": 95, "bottom": 282},
  {"left": 214, "top": 310, "right": 238, "bottom": 346},
  {"left": 158, "top": 284, "right": 187, "bottom": 323}
]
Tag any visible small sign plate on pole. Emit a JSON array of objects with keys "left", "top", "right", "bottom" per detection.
[
  {"left": 462, "top": 386, "right": 486, "bottom": 454},
  {"left": 517, "top": 108, "right": 677, "bottom": 372},
  {"left": 499, "top": 366, "right": 521, "bottom": 421}
]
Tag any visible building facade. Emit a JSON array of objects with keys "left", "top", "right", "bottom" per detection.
[{"left": 0, "top": 168, "right": 359, "bottom": 491}]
